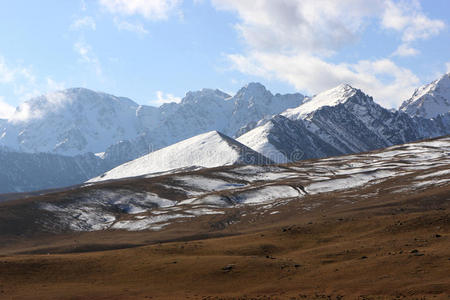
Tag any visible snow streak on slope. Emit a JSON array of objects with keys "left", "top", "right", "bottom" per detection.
[{"left": 89, "top": 131, "right": 274, "bottom": 182}]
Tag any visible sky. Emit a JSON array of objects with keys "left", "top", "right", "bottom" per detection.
[{"left": 0, "top": 0, "right": 449, "bottom": 118}]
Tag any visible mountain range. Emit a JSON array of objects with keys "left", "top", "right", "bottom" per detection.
[{"left": 0, "top": 73, "right": 449, "bottom": 193}]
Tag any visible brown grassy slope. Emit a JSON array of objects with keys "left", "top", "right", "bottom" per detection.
[{"left": 0, "top": 184, "right": 449, "bottom": 299}]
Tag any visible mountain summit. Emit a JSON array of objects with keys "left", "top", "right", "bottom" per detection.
[
  {"left": 89, "top": 131, "right": 274, "bottom": 182},
  {"left": 1, "top": 88, "right": 144, "bottom": 155},
  {"left": 0, "top": 83, "right": 304, "bottom": 157},
  {"left": 282, "top": 84, "right": 363, "bottom": 119},
  {"left": 400, "top": 73, "right": 450, "bottom": 119}
]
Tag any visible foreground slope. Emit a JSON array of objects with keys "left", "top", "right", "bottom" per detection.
[
  {"left": 0, "top": 137, "right": 448, "bottom": 299},
  {"left": 89, "top": 131, "right": 274, "bottom": 182}
]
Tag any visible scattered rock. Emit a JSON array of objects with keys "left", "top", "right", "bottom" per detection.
[
  {"left": 435, "top": 234, "right": 442, "bottom": 238},
  {"left": 410, "top": 249, "right": 419, "bottom": 254},
  {"left": 361, "top": 256, "right": 368, "bottom": 259},
  {"left": 222, "top": 264, "right": 234, "bottom": 272}
]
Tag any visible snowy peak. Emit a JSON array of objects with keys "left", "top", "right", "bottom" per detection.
[
  {"left": 181, "top": 88, "right": 231, "bottom": 105},
  {"left": 1, "top": 88, "right": 143, "bottom": 155},
  {"left": 10, "top": 88, "right": 138, "bottom": 123},
  {"left": 234, "top": 82, "right": 273, "bottom": 101},
  {"left": 89, "top": 131, "right": 274, "bottom": 182},
  {"left": 228, "top": 83, "right": 304, "bottom": 136},
  {"left": 400, "top": 73, "right": 450, "bottom": 119},
  {"left": 283, "top": 84, "right": 365, "bottom": 119}
]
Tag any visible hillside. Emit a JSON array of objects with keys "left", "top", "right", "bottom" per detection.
[
  {"left": 0, "top": 136, "right": 448, "bottom": 299},
  {"left": 89, "top": 131, "right": 274, "bottom": 182}
]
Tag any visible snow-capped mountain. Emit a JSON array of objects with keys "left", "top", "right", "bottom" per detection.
[
  {"left": 227, "top": 83, "right": 305, "bottom": 136},
  {"left": 146, "top": 89, "right": 233, "bottom": 149},
  {"left": 290, "top": 85, "right": 449, "bottom": 153},
  {"left": 89, "top": 131, "right": 274, "bottom": 182},
  {"left": 1, "top": 76, "right": 450, "bottom": 194},
  {"left": 0, "top": 88, "right": 147, "bottom": 155},
  {"left": 0, "top": 84, "right": 304, "bottom": 156},
  {"left": 240, "top": 84, "right": 449, "bottom": 161},
  {"left": 0, "top": 84, "right": 305, "bottom": 193},
  {"left": 283, "top": 84, "right": 357, "bottom": 120},
  {"left": 400, "top": 73, "right": 450, "bottom": 119},
  {"left": 148, "top": 83, "right": 305, "bottom": 147}
]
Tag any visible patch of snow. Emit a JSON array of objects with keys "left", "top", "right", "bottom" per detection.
[
  {"left": 306, "top": 170, "right": 397, "bottom": 194},
  {"left": 111, "top": 214, "right": 194, "bottom": 231},
  {"left": 173, "top": 175, "right": 247, "bottom": 192},
  {"left": 234, "top": 185, "right": 301, "bottom": 204},
  {"left": 415, "top": 169, "right": 450, "bottom": 180}
]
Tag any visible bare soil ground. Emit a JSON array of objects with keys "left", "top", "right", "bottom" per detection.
[{"left": 0, "top": 182, "right": 449, "bottom": 299}]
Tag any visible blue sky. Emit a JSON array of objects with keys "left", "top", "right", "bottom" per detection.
[{"left": 0, "top": 0, "right": 449, "bottom": 118}]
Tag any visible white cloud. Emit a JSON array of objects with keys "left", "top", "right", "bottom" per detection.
[
  {"left": 0, "top": 56, "right": 40, "bottom": 103},
  {"left": 150, "top": 91, "right": 181, "bottom": 106},
  {"left": 228, "top": 52, "right": 419, "bottom": 108},
  {"left": 46, "top": 77, "right": 65, "bottom": 92},
  {"left": 0, "top": 55, "right": 67, "bottom": 119},
  {"left": 0, "top": 56, "right": 34, "bottom": 84},
  {"left": 70, "top": 16, "right": 96, "bottom": 31},
  {"left": 0, "top": 96, "right": 15, "bottom": 119},
  {"left": 212, "top": 0, "right": 445, "bottom": 108},
  {"left": 0, "top": 58, "right": 15, "bottom": 83},
  {"left": 212, "top": 0, "right": 384, "bottom": 55},
  {"left": 382, "top": 0, "right": 445, "bottom": 42},
  {"left": 392, "top": 43, "right": 419, "bottom": 57},
  {"left": 113, "top": 18, "right": 149, "bottom": 35},
  {"left": 446, "top": 62, "right": 450, "bottom": 74},
  {"left": 74, "top": 40, "right": 103, "bottom": 77},
  {"left": 99, "top": 0, "right": 182, "bottom": 20}
]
